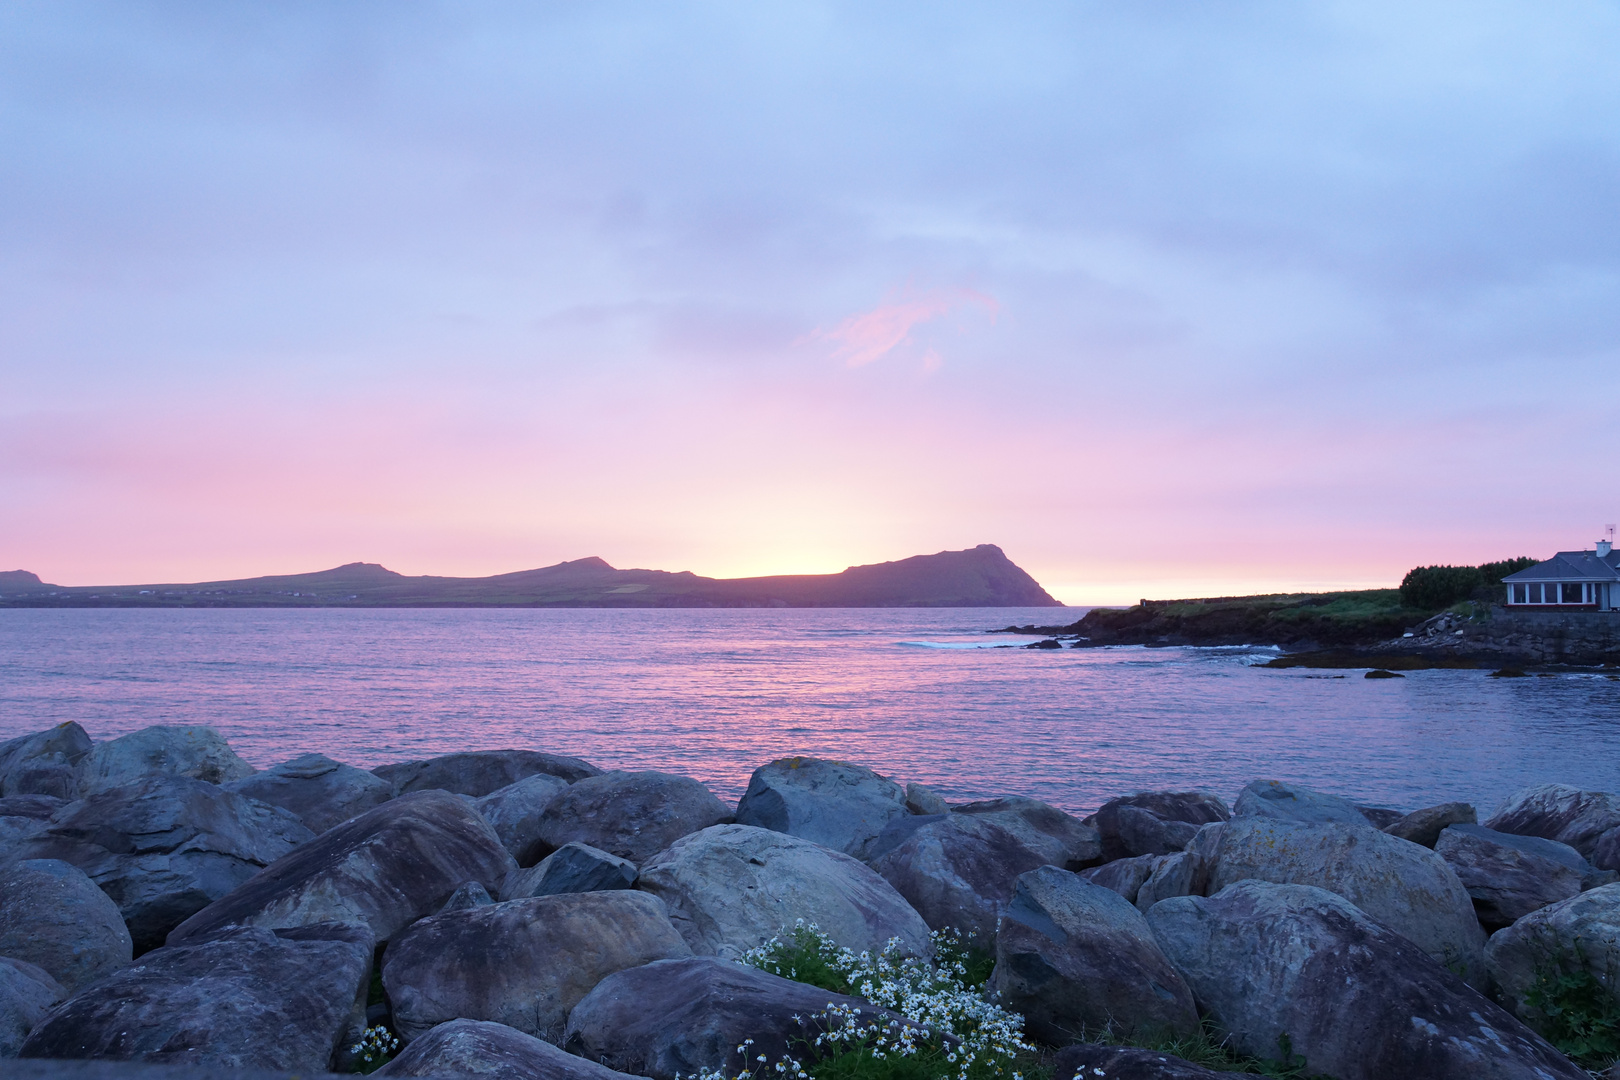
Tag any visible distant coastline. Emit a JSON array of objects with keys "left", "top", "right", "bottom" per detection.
[
  {"left": 984, "top": 563, "right": 1620, "bottom": 670},
  {"left": 995, "top": 577, "right": 1620, "bottom": 669},
  {"left": 993, "top": 589, "right": 1427, "bottom": 651},
  {"left": 0, "top": 544, "right": 1063, "bottom": 610}
]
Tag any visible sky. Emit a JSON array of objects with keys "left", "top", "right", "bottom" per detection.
[{"left": 3, "top": 2, "right": 1619, "bottom": 605}]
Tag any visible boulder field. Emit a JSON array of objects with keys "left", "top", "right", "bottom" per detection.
[{"left": 0, "top": 723, "right": 1614, "bottom": 1080}]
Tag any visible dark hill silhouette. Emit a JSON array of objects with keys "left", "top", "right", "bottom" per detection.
[{"left": 0, "top": 545, "right": 1061, "bottom": 609}]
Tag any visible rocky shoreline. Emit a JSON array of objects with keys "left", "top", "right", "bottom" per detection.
[
  {"left": 1003, "top": 601, "right": 1620, "bottom": 671},
  {"left": 4, "top": 723, "right": 1620, "bottom": 1079}
]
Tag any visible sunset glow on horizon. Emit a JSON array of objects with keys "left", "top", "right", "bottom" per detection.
[{"left": 5, "top": 4, "right": 1618, "bottom": 606}]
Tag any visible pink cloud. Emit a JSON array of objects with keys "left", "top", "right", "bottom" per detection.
[{"left": 803, "top": 289, "right": 998, "bottom": 368}]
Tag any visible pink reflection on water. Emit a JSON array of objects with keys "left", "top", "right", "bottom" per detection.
[{"left": 3, "top": 607, "right": 1620, "bottom": 816}]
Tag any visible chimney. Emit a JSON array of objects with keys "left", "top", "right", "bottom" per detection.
[{"left": 1599, "top": 540, "right": 1613, "bottom": 558}]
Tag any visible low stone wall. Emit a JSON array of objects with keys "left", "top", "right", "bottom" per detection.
[{"left": 1444, "top": 607, "right": 1620, "bottom": 665}]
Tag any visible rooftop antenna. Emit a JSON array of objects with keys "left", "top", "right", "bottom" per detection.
[{"left": 1608, "top": 525, "right": 1616, "bottom": 544}]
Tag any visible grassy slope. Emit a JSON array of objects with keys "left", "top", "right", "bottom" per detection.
[{"left": 1010, "top": 589, "right": 1433, "bottom": 649}]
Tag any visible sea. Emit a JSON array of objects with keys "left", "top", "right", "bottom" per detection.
[{"left": 2, "top": 606, "right": 1617, "bottom": 817}]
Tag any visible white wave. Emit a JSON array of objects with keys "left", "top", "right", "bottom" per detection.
[{"left": 898, "top": 639, "right": 1035, "bottom": 649}]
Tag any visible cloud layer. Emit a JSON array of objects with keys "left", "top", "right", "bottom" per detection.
[{"left": 3, "top": 2, "right": 1618, "bottom": 601}]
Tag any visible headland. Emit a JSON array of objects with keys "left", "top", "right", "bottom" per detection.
[
  {"left": 0, "top": 544, "right": 1061, "bottom": 609},
  {"left": 996, "top": 556, "right": 1620, "bottom": 668}
]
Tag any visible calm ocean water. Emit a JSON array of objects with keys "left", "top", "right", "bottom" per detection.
[{"left": 2, "top": 607, "right": 1617, "bottom": 817}]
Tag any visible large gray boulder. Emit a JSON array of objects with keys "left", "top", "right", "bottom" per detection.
[
  {"left": 1208, "top": 816, "right": 1485, "bottom": 983},
  {"left": 734, "top": 757, "right": 909, "bottom": 860},
  {"left": 1134, "top": 852, "right": 1208, "bottom": 913},
  {"left": 1485, "top": 783, "right": 1620, "bottom": 858},
  {"left": 372, "top": 751, "right": 599, "bottom": 797},
  {"left": 1384, "top": 801, "right": 1477, "bottom": 848},
  {"left": 1053, "top": 1043, "right": 1223, "bottom": 1080},
  {"left": 225, "top": 753, "right": 394, "bottom": 835},
  {"left": 1486, "top": 882, "right": 1620, "bottom": 1032},
  {"left": 952, "top": 797, "right": 1102, "bottom": 868},
  {"left": 437, "top": 881, "right": 495, "bottom": 912},
  {"left": 993, "top": 866, "right": 1198, "bottom": 1044},
  {"left": 378, "top": 1019, "right": 636, "bottom": 1080},
  {"left": 0, "top": 859, "right": 132, "bottom": 992},
  {"left": 1591, "top": 825, "right": 1620, "bottom": 872},
  {"left": 17, "top": 775, "right": 314, "bottom": 951},
  {"left": 1185, "top": 821, "right": 1224, "bottom": 862},
  {"left": 475, "top": 774, "right": 570, "bottom": 865},
  {"left": 904, "top": 783, "right": 950, "bottom": 816},
  {"left": 19, "top": 923, "right": 373, "bottom": 1071},
  {"left": 535, "top": 771, "right": 730, "bottom": 865},
  {"left": 5, "top": 1063, "right": 364, "bottom": 1080},
  {"left": 1232, "top": 779, "right": 1373, "bottom": 827},
  {"left": 1147, "top": 881, "right": 1586, "bottom": 1080},
  {"left": 1085, "top": 791, "right": 1229, "bottom": 862},
  {"left": 382, "top": 891, "right": 690, "bottom": 1043},
  {"left": 869, "top": 813, "right": 1053, "bottom": 943},
  {"left": 565, "top": 956, "right": 914, "bottom": 1080},
  {"left": 1, "top": 957, "right": 64, "bottom": 1058},
  {"left": 503, "top": 842, "right": 637, "bottom": 900},
  {"left": 1356, "top": 805, "right": 1405, "bottom": 829},
  {"left": 168, "top": 789, "right": 514, "bottom": 946},
  {"left": 1080, "top": 854, "right": 1161, "bottom": 905},
  {"left": 81, "top": 726, "right": 255, "bottom": 794},
  {"left": 0, "top": 795, "right": 64, "bottom": 860},
  {"left": 0, "top": 723, "right": 93, "bottom": 800},
  {"left": 1435, "top": 824, "right": 1596, "bottom": 929},
  {"left": 637, "top": 824, "right": 931, "bottom": 959}
]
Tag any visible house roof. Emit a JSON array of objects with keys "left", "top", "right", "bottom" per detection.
[{"left": 1502, "top": 550, "right": 1620, "bottom": 583}]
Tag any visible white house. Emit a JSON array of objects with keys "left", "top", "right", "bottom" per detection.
[{"left": 1502, "top": 541, "right": 1620, "bottom": 611}]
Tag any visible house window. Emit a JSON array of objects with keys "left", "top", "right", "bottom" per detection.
[
  {"left": 1563, "top": 583, "right": 1586, "bottom": 604},
  {"left": 1513, "top": 584, "right": 1528, "bottom": 603},
  {"left": 1530, "top": 583, "right": 1543, "bottom": 603}
]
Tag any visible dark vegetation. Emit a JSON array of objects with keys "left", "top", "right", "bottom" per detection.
[
  {"left": 1523, "top": 948, "right": 1620, "bottom": 1070},
  {"left": 754, "top": 925, "right": 1316, "bottom": 1078},
  {"left": 1398, "top": 558, "right": 1537, "bottom": 609},
  {"left": 1000, "top": 590, "right": 1429, "bottom": 649},
  {"left": 1119, "top": 1024, "right": 1324, "bottom": 1077}
]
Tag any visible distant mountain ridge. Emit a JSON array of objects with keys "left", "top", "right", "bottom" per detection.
[{"left": 0, "top": 544, "right": 1062, "bottom": 608}]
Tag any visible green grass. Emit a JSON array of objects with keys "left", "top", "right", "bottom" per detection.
[
  {"left": 751, "top": 924, "right": 857, "bottom": 995},
  {"left": 1072, "top": 589, "right": 1434, "bottom": 650},
  {"left": 1523, "top": 953, "right": 1620, "bottom": 1070},
  {"left": 750, "top": 927, "right": 1343, "bottom": 1080}
]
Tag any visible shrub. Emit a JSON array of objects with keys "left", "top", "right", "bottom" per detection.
[
  {"left": 1479, "top": 557, "right": 1538, "bottom": 586},
  {"left": 1117, "top": 1022, "right": 1318, "bottom": 1076},
  {"left": 1399, "top": 565, "right": 1484, "bottom": 610},
  {"left": 1523, "top": 944, "right": 1620, "bottom": 1069},
  {"left": 682, "top": 922, "right": 1035, "bottom": 1080},
  {"left": 1398, "top": 557, "right": 1540, "bottom": 610}
]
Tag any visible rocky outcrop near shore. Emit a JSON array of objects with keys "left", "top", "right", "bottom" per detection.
[
  {"left": 992, "top": 866, "right": 1197, "bottom": 1043},
  {"left": 380, "top": 1019, "right": 636, "bottom": 1080},
  {"left": 20, "top": 923, "right": 374, "bottom": 1071},
  {"left": 0, "top": 725, "right": 1614, "bottom": 1078},
  {"left": 639, "top": 824, "right": 932, "bottom": 958},
  {"left": 564, "top": 957, "right": 916, "bottom": 1080},
  {"left": 16, "top": 775, "right": 314, "bottom": 951},
  {"left": 1147, "top": 881, "right": 1585, "bottom": 1080},
  {"left": 383, "top": 891, "right": 691, "bottom": 1042},
  {"left": 167, "top": 788, "right": 514, "bottom": 946}
]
